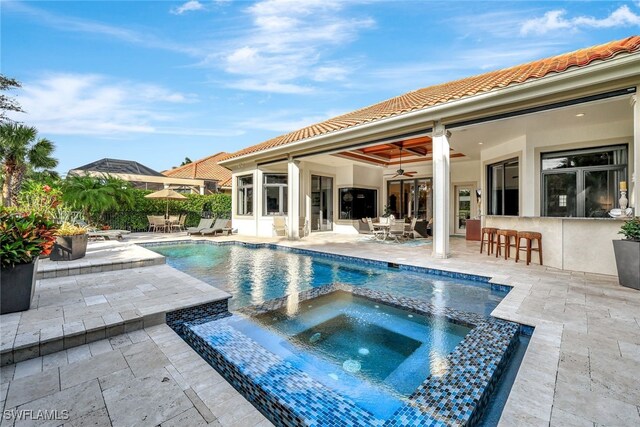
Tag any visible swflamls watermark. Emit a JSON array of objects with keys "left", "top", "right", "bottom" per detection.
[{"left": 2, "top": 409, "right": 70, "bottom": 421}]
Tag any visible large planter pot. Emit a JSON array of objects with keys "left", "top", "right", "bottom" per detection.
[
  {"left": 50, "top": 234, "right": 89, "bottom": 261},
  {"left": 0, "top": 258, "right": 38, "bottom": 314},
  {"left": 613, "top": 239, "right": 640, "bottom": 290}
]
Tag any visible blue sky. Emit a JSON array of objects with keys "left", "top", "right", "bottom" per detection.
[{"left": 2, "top": 0, "right": 640, "bottom": 173}]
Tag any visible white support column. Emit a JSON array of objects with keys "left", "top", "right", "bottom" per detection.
[
  {"left": 199, "top": 185, "right": 205, "bottom": 195},
  {"left": 287, "top": 157, "right": 300, "bottom": 239},
  {"left": 432, "top": 122, "right": 451, "bottom": 258},
  {"left": 632, "top": 92, "right": 640, "bottom": 214}
]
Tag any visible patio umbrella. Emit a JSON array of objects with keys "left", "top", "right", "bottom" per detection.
[{"left": 144, "top": 188, "right": 187, "bottom": 218}]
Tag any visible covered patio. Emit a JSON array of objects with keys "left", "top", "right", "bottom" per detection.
[{"left": 219, "top": 36, "right": 640, "bottom": 276}]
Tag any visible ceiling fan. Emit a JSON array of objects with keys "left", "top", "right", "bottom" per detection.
[{"left": 384, "top": 146, "right": 417, "bottom": 178}]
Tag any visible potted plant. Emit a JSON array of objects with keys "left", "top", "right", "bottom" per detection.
[
  {"left": 613, "top": 217, "right": 640, "bottom": 290},
  {"left": 50, "top": 222, "right": 89, "bottom": 261},
  {"left": 0, "top": 211, "right": 56, "bottom": 314}
]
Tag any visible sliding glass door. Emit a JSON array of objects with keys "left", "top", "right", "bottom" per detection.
[
  {"left": 311, "top": 175, "right": 333, "bottom": 231},
  {"left": 386, "top": 178, "right": 432, "bottom": 220}
]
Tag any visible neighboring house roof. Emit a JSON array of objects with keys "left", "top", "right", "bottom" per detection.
[
  {"left": 163, "top": 152, "right": 232, "bottom": 187},
  {"left": 70, "top": 158, "right": 164, "bottom": 177},
  {"left": 224, "top": 35, "right": 640, "bottom": 161}
]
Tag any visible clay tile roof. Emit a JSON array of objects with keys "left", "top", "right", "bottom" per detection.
[
  {"left": 225, "top": 36, "right": 640, "bottom": 161},
  {"left": 163, "top": 152, "right": 232, "bottom": 187}
]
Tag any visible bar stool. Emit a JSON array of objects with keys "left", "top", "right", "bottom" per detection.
[
  {"left": 480, "top": 227, "right": 499, "bottom": 255},
  {"left": 515, "top": 231, "right": 543, "bottom": 266},
  {"left": 495, "top": 229, "right": 518, "bottom": 260}
]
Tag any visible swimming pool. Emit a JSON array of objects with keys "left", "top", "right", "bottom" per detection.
[
  {"left": 152, "top": 241, "right": 527, "bottom": 426},
  {"left": 147, "top": 242, "right": 508, "bottom": 314}
]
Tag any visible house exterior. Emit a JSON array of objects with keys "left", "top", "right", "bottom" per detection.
[
  {"left": 219, "top": 36, "right": 640, "bottom": 276},
  {"left": 68, "top": 158, "right": 209, "bottom": 194},
  {"left": 163, "top": 152, "right": 232, "bottom": 194}
]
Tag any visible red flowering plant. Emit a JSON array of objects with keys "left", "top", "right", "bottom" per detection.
[
  {"left": 16, "top": 182, "right": 62, "bottom": 218},
  {"left": 0, "top": 210, "right": 57, "bottom": 269}
]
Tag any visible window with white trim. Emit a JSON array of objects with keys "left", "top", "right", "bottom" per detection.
[
  {"left": 237, "top": 175, "right": 253, "bottom": 215},
  {"left": 263, "top": 174, "right": 288, "bottom": 216}
]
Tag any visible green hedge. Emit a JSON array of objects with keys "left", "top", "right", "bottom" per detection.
[{"left": 94, "top": 190, "right": 231, "bottom": 231}]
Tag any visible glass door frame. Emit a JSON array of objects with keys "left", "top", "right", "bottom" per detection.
[
  {"left": 311, "top": 174, "right": 333, "bottom": 232},
  {"left": 454, "top": 183, "right": 475, "bottom": 235}
]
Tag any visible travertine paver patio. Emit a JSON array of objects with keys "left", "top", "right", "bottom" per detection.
[
  {"left": 0, "top": 325, "right": 271, "bottom": 426},
  {"left": 1, "top": 232, "right": 639, "bottom": 426},
  {"left": 1, "top": 242, "right": 229, "bottom": 367}
]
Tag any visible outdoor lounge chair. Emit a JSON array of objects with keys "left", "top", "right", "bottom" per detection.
[
  {"left": 87, "top": 229, "right": 131, "bottom": 241},
  {"left": 186, "top": 218, "right": 214, "bottom": 235},
  {"left": 199, "top": 219, "right": 231, "bottom": 236},
  {"left": 273, "top": 217, "right": 287, "bottom": 237},
  {"left": 366, "top": 218, "right": 386, "bottom": 241}
]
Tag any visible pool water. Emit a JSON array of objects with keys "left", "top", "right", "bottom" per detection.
[
  {"left": 251, "top": 291, "right": 469, "bottom": 398},
  {"left": 149, "top": 243, "right": 507, "bottom": 314},
  {"left": 213, "top": 290, "right": 472, "bottom": 419}
]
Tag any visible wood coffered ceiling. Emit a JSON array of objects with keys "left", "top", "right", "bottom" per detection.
[{"left": 332, "top": 135, "right": 465, "bottom": 167}]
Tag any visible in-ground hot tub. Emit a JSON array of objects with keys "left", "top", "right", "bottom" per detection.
[{"left": 178, "top": 284, "right": 522, "bottom": 426}]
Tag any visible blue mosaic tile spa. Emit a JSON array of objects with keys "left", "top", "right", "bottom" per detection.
[{"left": 152, "top": 242, "right": 531, "bottom": 426}]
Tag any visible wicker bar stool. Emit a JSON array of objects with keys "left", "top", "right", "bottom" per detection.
[
  {"left": 480, "top": 227, "right": 499, "bottom": 255},
  {"left": 495, "top": 229, "right": 518, "bottom": 260},
  {"left": 515, "top": 231, "right": 543, "bottom": 266}
]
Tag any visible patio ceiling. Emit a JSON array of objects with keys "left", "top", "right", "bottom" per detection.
[{"left": 332, "top": 135, "right": 465, "bottom": 167}]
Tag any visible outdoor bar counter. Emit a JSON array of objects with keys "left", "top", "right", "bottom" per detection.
[{"left": 484, "top": 215, "right": 627, "bottom": 276}]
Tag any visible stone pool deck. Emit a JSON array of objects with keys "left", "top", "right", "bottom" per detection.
[{"left": 1, "top": 232, "right": 639, "bottom": 426}]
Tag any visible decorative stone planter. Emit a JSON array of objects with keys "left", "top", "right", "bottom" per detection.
[
  {"left": 613, "top": 239, "right": 640, "bottom": 290},
  {"left": 50, "top": 234, "right": 89, "bottom": 261},
  {"left": 0, "top": 259, "right": 38, "bottom": 314}
]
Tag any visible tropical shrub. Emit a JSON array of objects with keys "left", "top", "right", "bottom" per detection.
[
  {"left": 0, "top": 210, "right": 57, "bottom": 268},
  {"left": 61, "top": 175, "right": 135, "bottom": 220},
  {"left": 619, "top": 217, "right": 640, "bottom": 241},
  {"left": 0, "top": 123, "right": 57, "bottom": 206},
  {"left": 15, "top": 181, "right": 62, "bottom": 218}
]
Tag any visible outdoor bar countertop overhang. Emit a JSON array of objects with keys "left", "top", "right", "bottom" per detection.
[{"left": 484, "top": 215, "right": 625, "bottom": 275}]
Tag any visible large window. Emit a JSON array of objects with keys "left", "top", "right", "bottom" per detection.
[
  {"left": 387, "top": 178, "right": 432, "bottom": 220},
  {"left": 487, "top": 158, "right": 519, "bottom": 216},
  {"left": 237, "top": 175, "right": 253, "bottom": 215},
  {"left": 263, "top": 174, "right": 288, "bottom": 216},
  {"left": 541, "top": 145, "right": 627, "bottom": 218},
  {"left": 339, "top": 188, "right": 377, "bottom": 219}
]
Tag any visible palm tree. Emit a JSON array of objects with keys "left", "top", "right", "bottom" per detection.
[
  {"left": 0, "top": 123, "right": 57, "bottom": 206},
  {"left": 61, "top": 175, "right": 135, "bottom": 222}
]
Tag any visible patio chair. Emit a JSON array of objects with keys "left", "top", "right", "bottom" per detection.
[
  {"left": 186, "top": 218, "right": 214, "bottom": 235},
  {"left": 147, "top": 216, "right": 166, "bottom": 233},
  {"left": 366, "top": 218, "right": 386, "bottom": 241},
  {"left": 273, "top": 217, "right": 287, "bottom": 237},
  {"left": 170, "top": 215, "right": 186, "bottom": 232},
  {"left": 199, "top": 219, "right": 231, "bottom": 236},
  {"left": 388, "top": 221, "right": 407, "bottom": 243},
  {"left": 404, "top": 217, "right": 418, "bottom": 239},
  {"left": 299, "top": 216, "right": 309, "bottom": 237}
]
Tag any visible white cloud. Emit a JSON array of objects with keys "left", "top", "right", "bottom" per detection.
[
  {"left": 215, "top": 0, "right": 374, "bottom": 93},
  {"left": 521, "top": 6, "right": 640, "bottom": 35},
  {"left": 171, "top": 1, "right": 205, "bottom": 15},
  {"left": 8, "top": 73, "right": 239, "bottom": 137}
]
